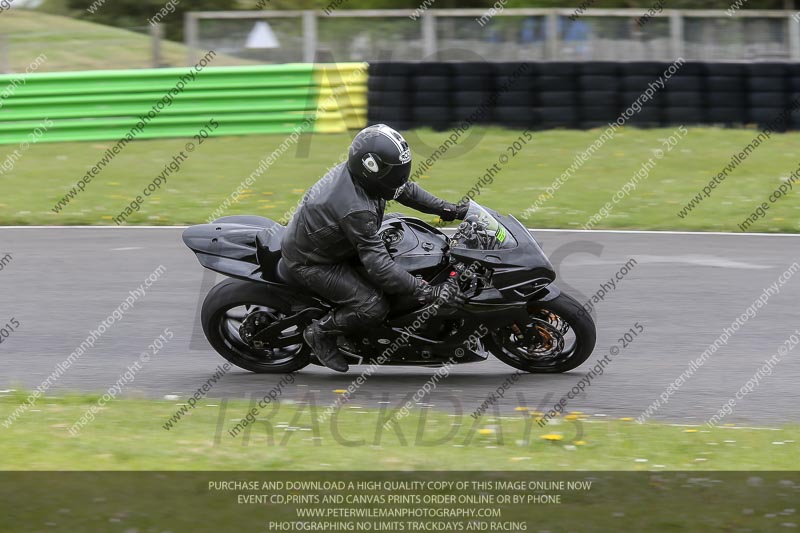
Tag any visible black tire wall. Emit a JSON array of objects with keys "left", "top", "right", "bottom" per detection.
[{"left": 367, "top": 62, "right": 800, "bottom": 131}]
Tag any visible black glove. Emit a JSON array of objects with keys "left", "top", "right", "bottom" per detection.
[
  {"left": 441, "top": 200, "right": 470, "bottom": 222},
  {"left": 414, "top": 279, "right": 467, "bottom": 306},
  {"left": 455, "top": 200, "right": 470, "bottom": 220}
]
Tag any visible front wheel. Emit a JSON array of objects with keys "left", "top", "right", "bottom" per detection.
[
  {"left": 485, "top": 292, "right": 596, "bottom": 373},
  {"left": 201, "top": 279, "right": 312, "bottom": 373}
]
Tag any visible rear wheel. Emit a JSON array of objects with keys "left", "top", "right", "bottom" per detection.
[
  {"left": 485, "top": 292, "right": 596, "bottom": 373},
  {"left": 201, "top": 279, "right": 311, "bottom": 373}
]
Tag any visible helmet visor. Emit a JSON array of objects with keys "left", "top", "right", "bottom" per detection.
[
  {"left": 372, "top": 166, "right": 411, "bottom": 200},
  {"left": 364, "top": 153, "right": 410, "bottom": 197}
]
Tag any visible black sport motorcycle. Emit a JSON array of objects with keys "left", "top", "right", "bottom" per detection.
[{"left": 183, "top": 201, "right": 596, "bottom": 374}]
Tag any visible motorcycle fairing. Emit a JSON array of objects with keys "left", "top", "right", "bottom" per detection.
[{"left": 181, "top": 216, "right": 321, "bottom": 310}]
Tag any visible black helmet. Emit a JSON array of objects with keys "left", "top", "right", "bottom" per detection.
[{"left": 347, "top": 124, "right": 412, "bottom": 200}]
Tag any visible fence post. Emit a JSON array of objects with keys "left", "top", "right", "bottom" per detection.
[
  {"left": 422, "top": 11, "right": 437, "bottom": 59},
  {"left": 545, "top": 11, "right": 559, "bottom": 60},
  {"left": 789, "top": 12, "right": 800, "bottom": 60},
  {"left": 151, "top": 23, "right": 163, "bottom": 68},
  {"left": 0, "top": 35, "right": 8, "bottom": 74},
  {"left": 185, "top": 11, "right": 199, "bottom": 66},
  {"left": 669, "top": 10, "right": 685, "bottom": 60},
  {"left": 302, "top": 10, "right": 317, "bottom": 63}
]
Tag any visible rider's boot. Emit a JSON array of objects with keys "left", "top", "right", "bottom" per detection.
[{"left": 303, "top": 313, "right": 349, "bottom": 373}]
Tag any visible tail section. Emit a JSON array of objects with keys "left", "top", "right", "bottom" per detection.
[{"left": 182, "top": 216, "right": 284, "bottom": 283}]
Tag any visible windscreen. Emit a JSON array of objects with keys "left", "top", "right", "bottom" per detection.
[{"left": 450, "top": 201, "right": 517, "bottom": 250}]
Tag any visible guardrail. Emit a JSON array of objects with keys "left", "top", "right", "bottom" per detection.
[{"left": 0, "top": 63, "right": 366, "bottom": 144}]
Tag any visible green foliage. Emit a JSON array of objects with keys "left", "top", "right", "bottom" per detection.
[
  {"left": 65, "top": 0, "right": 239, "bottom": 40},
  {"left": 251, "top": 0, "right": 793, "bottom": 10},
  {"left": 55, "top": 0, "right": 797, "bottom": 43}
]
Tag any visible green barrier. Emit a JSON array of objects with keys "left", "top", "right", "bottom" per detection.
[{"left": 0, "top": 63, "right": 368, "bottom": 144}]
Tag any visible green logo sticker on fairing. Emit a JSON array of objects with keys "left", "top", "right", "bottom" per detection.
[{"left": 496, "top": 226, "right": 507, "bottom": 243}]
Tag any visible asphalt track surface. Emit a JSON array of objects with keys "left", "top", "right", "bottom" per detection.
[{"left": 1, "top": 227, "right": 798, "bottom": 426}]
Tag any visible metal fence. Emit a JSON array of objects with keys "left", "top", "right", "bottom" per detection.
[
  {"left": 2, "top": 8, "right": 798, "bottom": 74},
  {"left": 186, "top": 8, "right": 800, "bottom": 64}
]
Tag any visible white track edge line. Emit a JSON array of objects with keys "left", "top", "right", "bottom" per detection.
[{"left": 1, "top": 226, "right": 799, "bottom": 237}]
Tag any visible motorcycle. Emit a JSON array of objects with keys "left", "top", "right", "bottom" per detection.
[{"left": 183, "top": 200, "right": 596, "bottom": 374}]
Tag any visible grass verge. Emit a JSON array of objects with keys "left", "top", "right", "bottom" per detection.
[
  {"left": 2, "top": 126, "right": 799, "bottom": 232},
  {"left": 1, "top": 394, "right": 798, "bottom": 470},
  {"left": 3, "top": 10, "right": 251, "bottom": 72}
]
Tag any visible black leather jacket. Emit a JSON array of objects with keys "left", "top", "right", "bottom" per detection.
[{"left": 281, "top": 162, "right": 456, "bottom": 295}]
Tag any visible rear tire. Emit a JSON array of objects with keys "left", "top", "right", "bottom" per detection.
[
  {"left": 201, "top": 279, "right": 311, "bottom": 373},
  {"left": 485, "top": 292, "right": 596, "bottom": 373}
]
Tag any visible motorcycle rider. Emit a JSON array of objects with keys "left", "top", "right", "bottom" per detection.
[{"left": 281, "top": 124, "right": 469, "bottom": 372}]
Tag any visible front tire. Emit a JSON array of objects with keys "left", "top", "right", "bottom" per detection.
[
  {"left": 201, "top": 279, "right": 311, "bottom": 373},
  {"left": 485, "top": 292, "right": 596, "bottom": 373}
]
